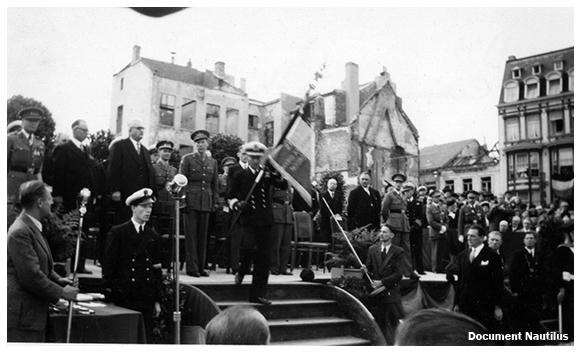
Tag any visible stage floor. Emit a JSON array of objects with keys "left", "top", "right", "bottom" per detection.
[{"left": 81, "top": 262, "right": 448, "bottom": 285}]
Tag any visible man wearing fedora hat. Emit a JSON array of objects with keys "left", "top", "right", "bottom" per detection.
[
  {"left": 7, "top": 107, "right": 46, "bottom": 227},
  {"left": 228, "top": 141, "right": 288, "bottom": 305},
  {"left": 108, "top": 119, "right": 155, "bottom": 223},
  {"left": 102, "top": 188, "right": 163, "bottom": 343},
  {"left": 382, "top": 173, "right": 417, "bottom": 279},
  {"left": 180, "top": 130, "right": 219, "bottom": 277}
]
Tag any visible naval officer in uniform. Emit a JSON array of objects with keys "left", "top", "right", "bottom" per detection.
[{"left": 102, "top": 188, "right": 163, "bottom": 343}]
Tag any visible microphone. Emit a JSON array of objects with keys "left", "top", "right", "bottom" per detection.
[
  {"left": 79, "top": 188, "right": 91, "bottom": 202},
  {"left": 169, "top": 174, "right": 188, "bottom": 195}
]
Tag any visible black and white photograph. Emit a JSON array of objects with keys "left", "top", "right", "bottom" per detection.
[{"left": 5, "top": 2, "right": 575, "bottom": 347}]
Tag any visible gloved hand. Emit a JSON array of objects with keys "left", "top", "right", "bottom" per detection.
[{"left": 235, "top": 201, "right": 250, "bottom": 212}]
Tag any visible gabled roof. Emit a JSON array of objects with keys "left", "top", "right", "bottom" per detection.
[
  {"left": 420, "top": 139, "right": 476, "bottom": 170},
  {"left": 116, "top": 57, "right": 246, "bottom": 95}
]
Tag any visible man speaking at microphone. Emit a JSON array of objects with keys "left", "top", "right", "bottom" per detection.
[
  {"left": 227, "top": 142, "right": 288, "bottom": 305},
  {"left": 102, "top": 188, "right": 163, "bottom": 343}
]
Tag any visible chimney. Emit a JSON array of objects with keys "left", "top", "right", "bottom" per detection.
[
  {"left": 343, "top": 62, "right": 360, "bottom": 123},
  {"left": 214, "top": 61, "right": 225, "bottom": 78},
  {"left": 186, "top": 58, "right": 192, "bottom": 68},
  {"left": 132, "top": 45, "right": 141, "bottom": 64},
  {"left": 507, "top": 55, "right": 517, "bottom": 61},
  {"left": 240, "top": 78, "right": 246, "bottom": 92}
]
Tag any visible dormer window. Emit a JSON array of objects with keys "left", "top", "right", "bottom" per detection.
[
  {"left": 525, "top": 77, "right": 540, "bottom": 99},
  {"left": 504, "top": 81, "right": 519, "bottom": 102},
  {"left": 532, "top": 64, "right": 542, "bottom": 75},
  {"left": 511, "top": 67, "right": 522, "bottom": 79},
  {"left": 554, "top": 61, "right": 564, "bottom": 71}
]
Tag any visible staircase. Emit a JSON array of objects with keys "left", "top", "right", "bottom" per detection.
[{"left": 195, "top": 282, "right": 383, "bottom": 345}]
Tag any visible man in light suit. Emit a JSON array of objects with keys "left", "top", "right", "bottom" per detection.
[
  {"left": 454, "top": 224, "right": 504, "bottom": 332},
  {"left": 107, "top": 119, "right": 155, "bottom": 223},
  {"left": 347, "top": 172, "right": 381, "bottom": 231},
  {"left": 7, "top": 181, "right": 79, "bottom": 342},
  {"left": 362, "top": 224, "right": 406, "bottom": 345}
]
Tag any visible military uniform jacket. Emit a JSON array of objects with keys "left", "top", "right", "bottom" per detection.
[
  {"left": 7, "top": 131, "right": 45, "bottom": 202},
  {"left": 406, "top": 194, "right": 426, "bottom": 231},
  {"left": 457, "top": 203, "right": 484, "bottom": 235},
  {"left": 347, "top": 186, "right": 382, "bottom": 230},
  {"left": 228, "top": 167, "right": 288, "bottom": 227},
  {"left": 381, "top": 189, "right": 410, "bottom": 232},
  {"left": 365, "top": 244, "right": 405, "bottom": 303},
  {"left": 152, "top": 160, "right": 178, "bottom": 214},
  {"left": 427, "top": 203, "right": 447, "bottom": 240},
  {"left": 52, "top": 140, "right": 96, "bottom": 211},
  {"left": 180, "top": 152, "right": 218, "bottom": 212},
  {"left": 272, "top": 186, "right": 294, "bottom": 225},
  {"left": 7, "top": 214, "right": 64, "bottom": 331},
  {"left": 102, "top": 221, "right": 162, "bottom": 306}
]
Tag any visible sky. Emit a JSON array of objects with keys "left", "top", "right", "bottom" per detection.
[{"left": 6, "top": 6, "right": 575, "bottom": 148}]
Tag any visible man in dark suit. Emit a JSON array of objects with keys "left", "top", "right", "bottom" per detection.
[
  {"left": 362, "top": 224, "right": 406, "bottom": 345},
  {"left": 53, "top": 119, "right": 96, "bottom": 273},
  {"left": 454, "top": 224, "right": 504, "bottom": 332},
  {"left": 227, "top": 146, "right": 248, "bottom": 274},
  {"left": 107, "top": 119, "right": 155, "bottom": 223},
  {"left": 509, "top": 231, "right": 544, "bottom": 334},
  {"left": 406, "top": 183, "right": 426, "bottom": 274},
  {"left": 228, "top": 142, "right": 288, "bottom": 305},
  {"left": 102, "top": 188, "right": 163, "bottom": 343},
  {"left": 319, "top": 178, "right": 343, "bottom": 243},
  {"left": 8, "top": 181, "right": 79, "bottom": 342},
  {"left": 347, "top": 172, "right": 381, "bottom": 231}
]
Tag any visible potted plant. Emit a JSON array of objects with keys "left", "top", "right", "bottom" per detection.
[
  {"left": 325, "top": 225, "right": 378, "bottom": 278},
  {"left": 42, "top": 206, "right": 83, "bottom": 276}
]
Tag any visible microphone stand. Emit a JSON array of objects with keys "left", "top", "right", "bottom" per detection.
[
  {"left": 171, "top": 191, "right": 185, "bottom": 344},
  {"left": 66, "top": 194, "right": 89, "bottom": 343}
]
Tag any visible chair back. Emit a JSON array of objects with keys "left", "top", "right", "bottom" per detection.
[{"left": 294, "top": 211, "right": 314, "bottom": 242}]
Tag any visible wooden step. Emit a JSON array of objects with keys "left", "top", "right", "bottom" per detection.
[
  {"left": 268, "top": 316, "right": 353, "bottom": 342},
  {"left": 271, "top": 335, "right": 372, "bottom": 346},
  {"left": 217, "top": 299, "right": 338, "bottom": 319}
]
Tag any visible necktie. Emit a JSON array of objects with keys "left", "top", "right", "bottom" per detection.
[
  {"left": 136, "top": 142, "right": 141, "bottom": 154},
  {"left": 469, "top": 248, "right": 476, "bottom": 263},
  {"left": 138, "top": 225, "right": 144, "bottom": 234},
  {"left": 28, "top": 134, "right": 34, "bottom": 146},
  {"left": 381, "top": 247, "right": 387, "bottom": 260}
]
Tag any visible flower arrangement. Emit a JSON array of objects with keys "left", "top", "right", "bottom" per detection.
[
  {"left": 42, "top": 206, "right": 84, "bottom": 262},
  {"left": 152, "top": 274, "right": 188, "bottom": 344},
  {"left": 329, "top": 276, "right": 370, "bottom": 299},
  {"left": 324, "top": 225, "right": 378, "bottom": 269}
]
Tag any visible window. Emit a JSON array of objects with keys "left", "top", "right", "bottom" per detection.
[
  {"left": 525, "top": 78, "right": 539, "bottom": 99},
  {"left": 445, "top": 180, "right": 455, "bottom": 192},
  {"left": 248, "top": 114, "right": 260, "bottom": 129},
  {"left": 181, "top": 99, "right": 196, "bottom": 130},
  {"left": 554, "top": 61, "right": 564, "bottom": 71},
  {"left": 225, "top": 108, "right": 239, "bottom": 135},
  {"left": 511, "top": 68, "right": 521, "bottom": 79},
  {"left": 552, "top": 147, "right": 573, "bottom": 179},
  {"left": 569, "top": 69, "right": 574, "bottom": 92},
  {"left": 549, "top": 110, "right": 564, "bottom": 136},
  {"left": 116, "top": 105, "right": 123, "bottom": 134},
  {"left": 526, "top": 113, "right": 541, "bottom": 139},
  {"left": 504, "top": 81, "right": 519, "bottom": 102},
  {"left": 516, "top": 153, "right": 529, "bottom": 180},
  {"left": 508, "top": 154, "right": 515, "bottom": 182},
  {"left": 120, "top": 78, "right": 124, "bottom": 90},
  {"left": 530, "top": 151, "right": 540, "bottom": 177},
  {"left": 532, "top": 65, "right": 541, "bottom": 75},
  {"left": 264, "top": 121, "right": 274, "bottom": 147},
  {"left": 505, "top": 117, "right": 520, "bottom": 141},
  {"left": 463, "top": 178, "right": 473, "bottom": 192},
  {"left": 160, "top": 94, "right": 176, "bottom": 126},
  {"left": 179, "top": 144, "right": 194, "bottom": 157},
  {"left": 205, "top": 103, "right": 220, "bottom": 134},
  {"left": 547, "top": 73, "right": 562, "bottom": 95},
  {"left": 425, "top": 181, "right": 436, "bottom": 191},
  {"left": 481, "top": 177, "right": 492, "bottom": 192}
]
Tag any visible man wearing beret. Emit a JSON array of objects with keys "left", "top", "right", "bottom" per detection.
[
  {"left": 382, "top": 173, "right": 417, "bottom": 279},
  {"left": 457, "top": 190, "right": 484, "bottom": 236},
  {"left": 7, "top": 107, "right": 46, "bottom": 227},
  {"left": 107, "top": 119, "right": 155, "bottom": 223},
  {"left": 152, "top": 140, "right": 178, "bottom": 225},
  {"left": 8, "top": 181, "right": 80, "bottom": 342},
  {"left": 228, "top": 141, "right": 288, "bottom": 305},
  {"left": 180, "top": 130, "right": 219, "bottom": 277},
  {"left": 102, "top": 188, "right": 163, "bottom": 343}
]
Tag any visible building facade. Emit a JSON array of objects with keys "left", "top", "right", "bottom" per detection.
[
  {"left": 420, "top": 139, "right": 500, "bottom": 195},
  {"left": 497, "top": 47, "right": 574, "bottom": 206}
]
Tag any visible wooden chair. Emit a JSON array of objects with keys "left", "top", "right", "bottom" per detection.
[{"left": 290, "top": 211, "right": 329, "bottom": 270}]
